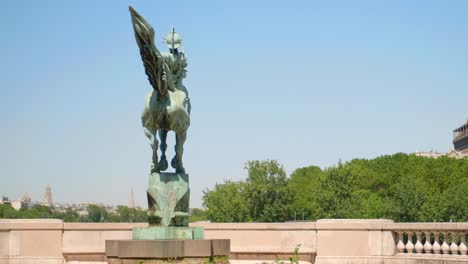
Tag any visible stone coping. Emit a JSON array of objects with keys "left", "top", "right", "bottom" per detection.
[
  {"left": 190, "top": 222, "right": 317, "bottom": 230},
  {"left": 383, "top": 222, "right": 468, "bottom": 231},
  {"left": 316, "top": 219, "right": 468, "bottom": 231},
  {"left": 63, "top": 223, "right": 147, "bottom": 230},
  {"left": 315, "top": 219, "right": 394, "bottom": 230},
  {"left": 1, "top": 219, "right": 467, "bottom": 232},
  {"left": 0, "top": 219, "right": 63, "bottom": 230},
  {"left": 65, "top": 222, "right": 316, "bottom": 231}
]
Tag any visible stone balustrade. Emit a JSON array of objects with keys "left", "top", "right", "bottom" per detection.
[{"left": 389, "top": 223, "right": 468, "bottom": 256}]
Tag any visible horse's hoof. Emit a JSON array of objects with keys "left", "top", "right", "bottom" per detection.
[
  {"left": 150, "top": 163, "right": 160, "bottom": 173},
  {"left": 159, "top": 159, "right": 168, "bottom": 171},
  {"left": 176, "top": 167, "right": 186, "bottom": 174}
]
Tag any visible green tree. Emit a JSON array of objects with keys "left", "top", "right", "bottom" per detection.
[
  {"left": 62, "top": 208, "right": 79, "bottom": 222},
  {"left": 0, "top": 204, "right": 19, "bottom": 218},
  {"left": 314, "top": 166, "right": 356, "bottom": 218},
  {"left": 386, "top": 174, "right": 427, "bottom": 222},
  {"left": 20, "top": 205, "right": 53, "bottom": 218},
  {"left": 189, "top": 208, "right": 208, "bottom": 222},
  {"left": 87, "top": 205, "right": 108, "bottom": 222},
  {"left": 439, "top": 179, "right": 468, "bottom": 222},
  {"left": 351, "top": 190, "right": 385, "bottom": 219},
  {"left": 288, "top": 166, "right": 323, "bottom": 220},
  {"left": 134, "top": 207, "right": 148, "bottom": 222},
  {"left": 203, "top": 181, "right": 249, "bottom": 222},
  {"left": 243, "top": 160, "right": 293, "bottom": 222},
  {"left": 117, "top": 206, "right": 131, "bottom": 222}
]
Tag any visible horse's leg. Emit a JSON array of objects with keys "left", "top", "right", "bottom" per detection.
[
  {"left": 145, "top": 127, "right": 159, "bottom": 173},
  {"left": 173, "top": 130, "right": 187, "bottom": 173},
  {"left": 158, "top": 129, "right": 169, "bottom": 171}
]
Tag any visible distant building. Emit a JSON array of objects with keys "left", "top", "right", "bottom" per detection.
[
  {"left": 21, "top": 192, "right": 32, "bottom": 204},
  {"left": 415, "top": 151, "right": 446, "bottom": 158},
  {"left": 415, "top": 120, "right": 468, "bottom": 158},
  {"left": 105, "top": 205, "right": 117, "bottom": 214},
  {"left": 44, "top": 184, "right": 53, "bottom": 206},
  {"left": 129, "top": 188, "right": 135, "bottom": 209},
  {"left": 77, "top": 210, "right": 89, "bottom": 217},
  {"left": 453, "top": 120, "right": 468, "bottom": 155},
  {"left": 0, "top": 196, "right": 10, "bottom": 205},
  {"left": 11, "top": 200, "right": 24, "bottom": 211}
]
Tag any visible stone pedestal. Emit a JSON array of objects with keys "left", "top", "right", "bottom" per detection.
[
  {"left": 105, "top": 171, "right": 231, "bottom": 263},
  {"left": 147, "top": 172, "right": 189, "bottom": 227},
  {"left": 105, "top": 239, "right": 230, "bottom": 264}
]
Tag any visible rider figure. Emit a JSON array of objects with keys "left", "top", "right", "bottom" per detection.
[{"left": 161, "top": 28, "right": 188, "bottom": 94}]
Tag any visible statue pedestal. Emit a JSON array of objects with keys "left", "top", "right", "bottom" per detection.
[
  {"left": 104, "top": 171, "right": 231, "bottom": 263},
  {"left": 105, "top": 239, "right": 230, "bottom": 264},
  {"left": 147, "top": 172, "right": 190, "bottom": 227}
]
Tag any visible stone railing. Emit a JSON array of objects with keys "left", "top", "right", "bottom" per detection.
[
  {"left": 1, "top": 219, "right": 468, "bottom": 264},
  {"left": 389, "top": 223, "right": 468, "bottom": 256}
]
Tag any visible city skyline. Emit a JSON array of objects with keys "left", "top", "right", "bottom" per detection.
[
  {"left": 2, "top": 1, "right": 468, "bottom": 208},
  {"left": 1, "top": 185, "right": 140, "bottom": 208}
]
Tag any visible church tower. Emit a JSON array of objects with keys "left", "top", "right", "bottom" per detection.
[
  {"left": 44, "top": 184, "right": 53, "bottom": 205},
  {"left": 129, "top": 188, "right": 135, "bottom": 209}
]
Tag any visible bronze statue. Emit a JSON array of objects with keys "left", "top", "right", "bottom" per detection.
[{"left": 129, "top": 6, "right": 190, "bottom": 174}]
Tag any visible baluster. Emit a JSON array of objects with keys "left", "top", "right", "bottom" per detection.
[
  {"left": 415, "top": 231, "right": 424, "bottom": 254},
  {"left": 406, "top": 231, "right": 415, "bottom": 254},
  {"left": 459, "top": 232, "right": 467, "bottom": 255},
  {"left": 450, "top": 232, "right": 459, "bottom": 255},
  {"left": 396, "top": 231, "right": 406, "bottom": 254},
  {"left": 433, "top": 231, "right": 441, "bottom": 254},
  {"left": 441, "top": 232, "right": 450, "bottom": 254},
  {"left": 423, "top": 231, "right": 433, "bottom": 254}
]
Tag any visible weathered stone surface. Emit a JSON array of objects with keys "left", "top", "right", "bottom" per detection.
[
  {"left": 147, "top": 172, "right": 189, "bottom": 227},
  {"left": 132, "top": 226, "right": 204, "bottom": 240}
]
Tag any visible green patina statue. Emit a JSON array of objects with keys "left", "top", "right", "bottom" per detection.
[
  {"left": 130, "top": 6, "right": 194, "bottom": 229},
  {"left": 130, "top": 6, "right": 190, "bottom": 174}
]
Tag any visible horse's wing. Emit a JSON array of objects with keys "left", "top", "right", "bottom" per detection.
[{"left": 129, "top": 6, "right": 170, "bottom": 97}]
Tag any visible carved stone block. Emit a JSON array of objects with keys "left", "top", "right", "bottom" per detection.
[{"left": 147, "top": 172, "right": 189, "bottom": 227}]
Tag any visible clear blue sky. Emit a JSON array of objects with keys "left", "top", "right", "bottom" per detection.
[{"left": 1, "top": 0, "right": 467, "bottom": 208}]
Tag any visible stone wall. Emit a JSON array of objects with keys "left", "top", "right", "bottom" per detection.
[{"left": 0, "top": 219, "right": 467, "bottom": 264}]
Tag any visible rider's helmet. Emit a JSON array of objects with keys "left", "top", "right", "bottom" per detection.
[{"left": 164, "top": 28, "right": 182, "bottom": 50}]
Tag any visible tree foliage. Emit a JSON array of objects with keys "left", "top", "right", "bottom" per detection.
[
  {"left": 0, "top": 204, "right": 148, "bottom": 222},
  {"left": 288, "top": 166, "right": 323, "bottom": 220},
  {"left": 203, "top": 160, "right": 293, "bottom": 222},
  {"left": 243, "top": 160, "right": 293, "bottom": 222},
  {"left": 203, "top": 155, "right": 468, "bottom": 222},
  {"left": 203, "top": 181, "right": 250, "bottom": 222}
]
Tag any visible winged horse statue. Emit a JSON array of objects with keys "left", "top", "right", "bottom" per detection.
[{"left": 129, "top": 7, "right": 191, "bottom": 174}]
